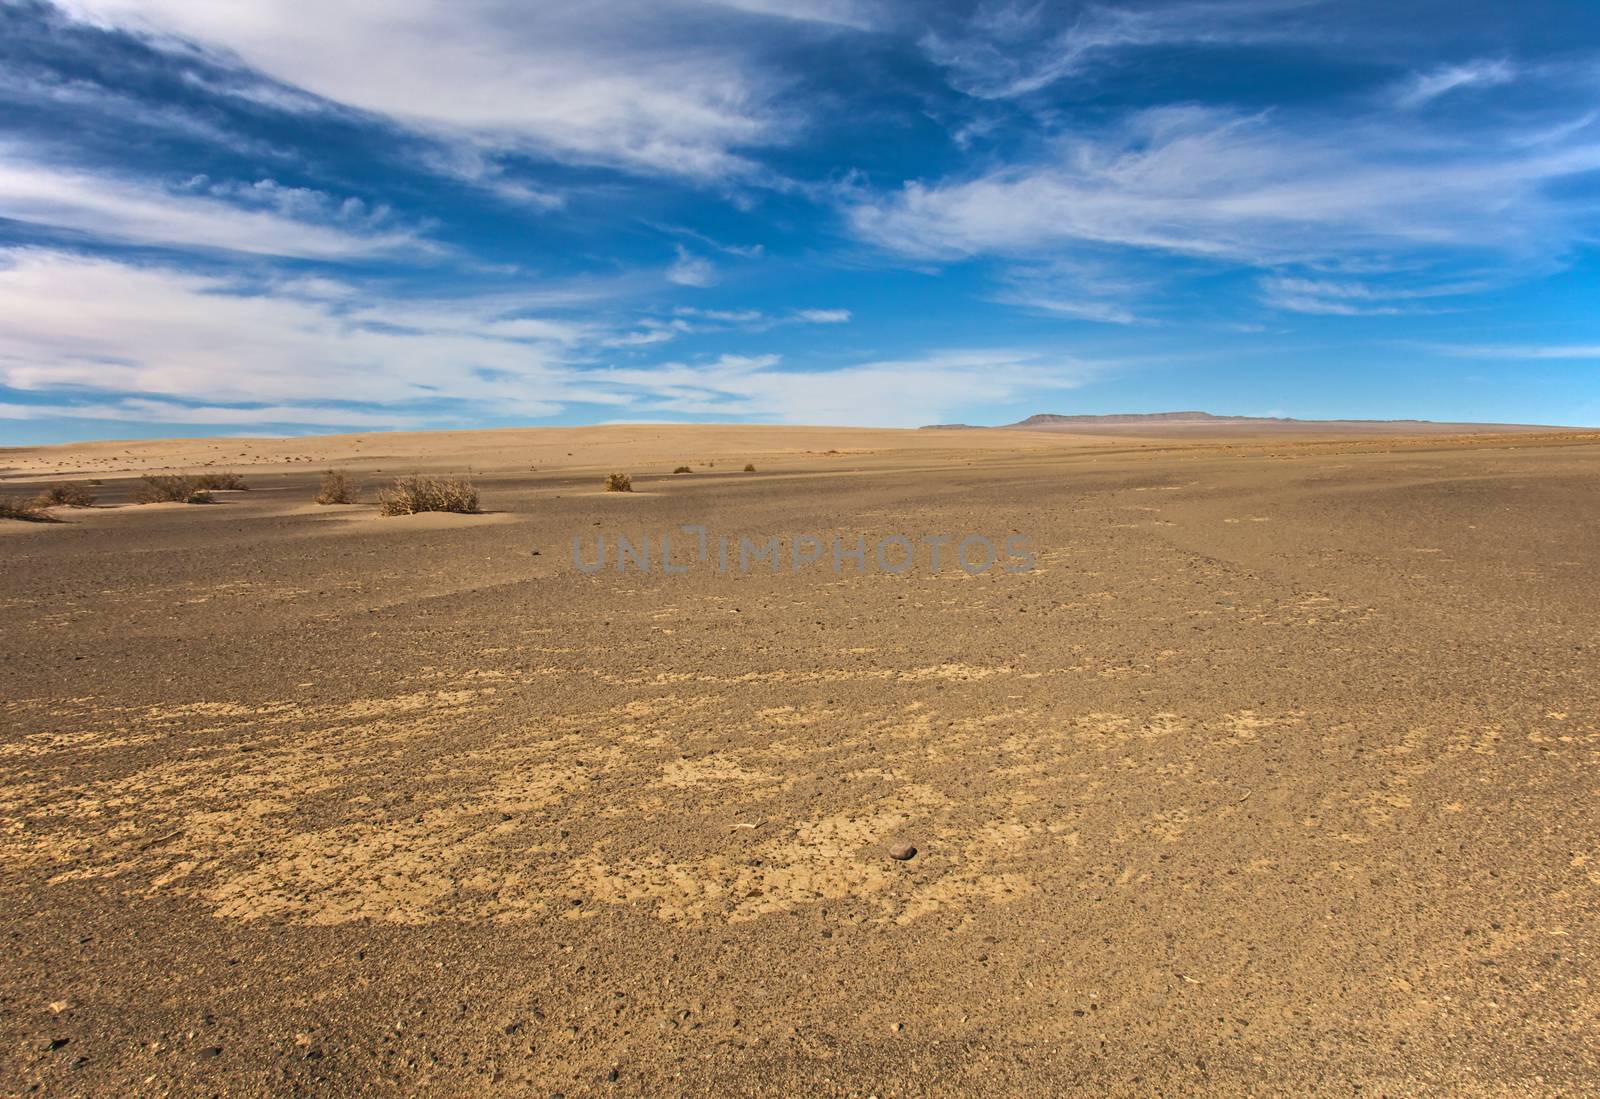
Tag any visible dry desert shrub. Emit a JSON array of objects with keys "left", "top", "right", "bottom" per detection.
[
  {"left": 673, "top": 465, "right": 693, "bottom": 474},
  {"left": 315, "top": 469, "right": 355, "bottom": 505},
  {"left": 0, "top": 495, "right": 50, "bottom": 521},
  {"left": 136, "top": 475, "right": 213, "bottom": 504},
  {"left": 604, "top": 472, "right": 633, "bottom": 492},
  {"left": 34, "top": 483, "right": 96, "bottom": 507},
  {"left": 743, "top": 463, "right": 756, "bottom": 472},
  {"left": 376, "top": 474, "right": 479, "bottom": 516},
  {"left": 193, "top": 472, "right": 246, "bottom": 490}
]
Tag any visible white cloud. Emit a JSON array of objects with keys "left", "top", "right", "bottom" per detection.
[
  {"left": 1393, "top": 59, "right": 1517, "bottom": 109},
  {"left": 52, "top": 0, "right": 800, "bottom": 181},
  {"left": 0, "top": 249, "right": 1044, "bottom": 429},
  {"left": 711, "top": 0, "right": 883, "bottom": 29},
  {"left": 0, "top": 250, "right": 576, "bottom": 421},
  {"left": 1259, "top": 278, "right": 1410, "bottom": 316},
  {"left": 590, "top": 349, "right": 1095, "bottom": 426},
  {"left": 666, "top": 245, "right": 718, "bottom": 287},
  {"left": 992, "top": 259, "right": 1149, "bottom": 324},
  {"left": 0, "top": 150, "right": 428, "bottom": 258},
  {"left": 922, "top": 0, "right": 1317, "bottom": 99},
  {"left": 599, "top": 305, "right": 850, "bottom": 347},
  {"left": 1008, "top": 296, "right": 1138, "bottom": 324},
  {"left": 1258, "top": 274, "right": 1495, "bottom": 316},
  {"left": 1425, "top": 343, "right": 1600, "bottom": 360},
  {"left": 0, "top": 67, "right": 288, "bottom": 156},
  {"left": 849, "top": 105, "right": 1600, "bottom": 267},
  {"left": 0, "top": 398, "right": 431, "bottom": 427}
]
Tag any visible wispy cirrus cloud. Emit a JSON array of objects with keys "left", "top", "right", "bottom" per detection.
[
  {"left": 1258, "top": 275, "right": 1500, "bottom": 316},
  {"left": 711, "top": 0, "right": 884, "bottom": 30},
  {"left": 0, "top": 397, "right": 435, "bottom": 428},
  {"left": 1423, "top": 342, "right": 1600, "bottom": 360},
  {"left": 600, "top": 305, "right": 852, "bottom": 348},
  {"left": 590, "top": 348, "right": 1097, "bottom": 426},
  {"left": 849, "top": 105, "right": 1600, "bottom": 266},
  {"left": 0, "top": 249, "right": 577, "bottom": 421},
  {"left": 1393, "top": 59, "right": 1518, "bottom": 109},
  {"left": 922, "top": 0, "right": 1321, "bottom": 99},
  {"left": 50, "top": 0, "right": 819, "bottom": 182},
  {"left": 0, "top": 149, "right": 431, "bottom": 258},
  {"left": 991, "top": 258, "right": 1152, "bottom": 325}
]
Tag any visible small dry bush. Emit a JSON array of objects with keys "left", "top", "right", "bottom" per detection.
[
  {"left": 136, "top": 474, "right": 213, "bottom": 504},
  {"left": 673, "top": 465, "right": 693, "bottom": 474},
  {"left": 604, "top": 472, "right": 633, "bottom": 492},
  {"left": 194, "top": 472, "right": 246, "bottom": 491},
  {"left": 0, "top": 496, "right": 50, "bottom": 521},
  {"left": 34, "top": 483, "right": 96, "bottom": 507},
  {"left": 376, "top": 474, "right": 479, "bottom": 516},
  {"left": 315, "top": 469, "right": 355, "bottom": 505},
  {"left": 743, "top": 463, "right": 756, "bottom": 472}
]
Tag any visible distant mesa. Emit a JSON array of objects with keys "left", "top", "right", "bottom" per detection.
[
  {"left": 919, "top": 411, "right": 1564, "bottom": 433},
  {"left": 1008, "top": 411, "right": 1251, "bottom": 427}
]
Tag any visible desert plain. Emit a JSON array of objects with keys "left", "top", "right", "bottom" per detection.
[{"left": 2, "top": 421, "right": 1599, "bottom": 1096}]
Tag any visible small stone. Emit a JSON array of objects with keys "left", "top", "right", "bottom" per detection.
[
  {"left": 49, "top": 1000, "right": 70, "bottom": 1015},
  {"left": 197, "top": 1046, "right": 223, "bottom": 1060},
  {"left": 889, "top": 844, "right": 917, "bottom": 861}
]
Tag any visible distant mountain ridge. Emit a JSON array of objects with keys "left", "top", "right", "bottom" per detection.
[
  {"left": 918, "top": 411, "right": 1564, "bottom": 432},
  {"left": 1008, "top": 411, "right": 1262, "bottom": 427}
]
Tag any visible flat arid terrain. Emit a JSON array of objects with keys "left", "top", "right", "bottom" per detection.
[{"left": 3, "top": 422, "right": 1599, "bottom": 1095}]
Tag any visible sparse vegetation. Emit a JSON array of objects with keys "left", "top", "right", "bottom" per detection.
[
  {"left": 34, "top": 483, "right": 96, "bottom": 508},
  {"left": 743, "top": 463, "right": 756, "bottom": 472},
  {"left": 315, "top": 469, "right": 355, "bottom": 505},
  {"left": 0, "top": 496, "right": 51, "bottom": 522},
  {"left": 604, "top": 472, "right": 633, "bottom": 493},
  {"left": 673, "top": 465, "right": 693, "bottom": 474},
  {"left": 194, "top": 472, "right": 246, "bottom": 491},
  {"left": 376, "top": 474, "right": 479, "bottom": 516},
  {"left": 136, "top": 475, "right": 213, "bottom": 504}
]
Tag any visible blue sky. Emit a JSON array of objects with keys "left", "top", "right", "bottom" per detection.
[{"left": 3, "top": 0, "right": 1600, "bottom": 443}]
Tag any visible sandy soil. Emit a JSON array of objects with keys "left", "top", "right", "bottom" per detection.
[{"left": 2, "top": 425, "right": 1599, "bottom": 1095}]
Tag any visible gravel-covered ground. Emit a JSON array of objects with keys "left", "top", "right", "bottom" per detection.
[{"left": 3, "top": 428, "right": 1598, "bottom": 1095}]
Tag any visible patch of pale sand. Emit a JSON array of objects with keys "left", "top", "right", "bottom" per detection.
[
  {"left": 321, "top": 510, "right": 525, "bottom": 531},
  {"left": 0, "top": 502, "right": 234, "bottom": 532},
  {"left": 18, "top": 676, "right": 1555, "bottom": 938},
  {"left": 276, "top": 502, "right": 372, "bottom": 518},
  {"left": 659, "top": 755, "right": 779, "bottom": 788}
]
